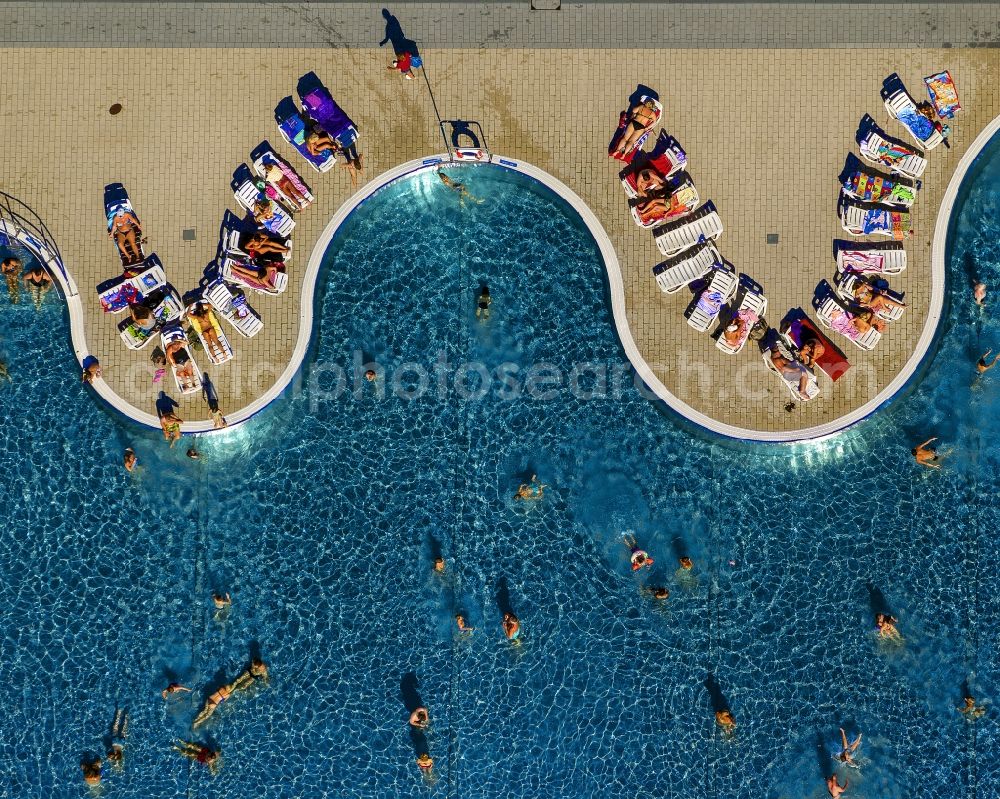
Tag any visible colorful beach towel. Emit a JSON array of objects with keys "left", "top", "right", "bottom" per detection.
[
  {"left": 844, "top": 172, "right": 914, "bottom": 205},
  {"left": 896, "top": 108, "right": 936, "bottom": 142},
  {"left": 840, "top": 251, "right": 885, "bottom": 274},
  {"left": 695, "top": 289, "right": 725, "bottom": 318},
  {"left": 862, "top": 209, "right": 910, "bottom": 240},
  {"left": 925, "top": 71, "right": 961, "bottom": 119}
]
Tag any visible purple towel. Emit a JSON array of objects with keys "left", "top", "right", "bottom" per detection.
[{"left": 302, "top": 87, "right": 354, "bottom": 139}]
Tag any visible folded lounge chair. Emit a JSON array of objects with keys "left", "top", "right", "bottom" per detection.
[
  {"left": 686, "top": 264, "right": 739, "bottom": 332},
  {"left": 841, "top": 166, "right": 916, "bottom": 208},
  {"left": 608, "top": 95, "right": 664, "bottom": 163},
  {"left": 630, "top": 173, "right": 699, "bottom": 229},
  {"left": 620, "top": 132, "right": 687, "bottom": 198},
  {"left": 883, "top": 83, "right": 944, "bottom": 151},
  {"left": 834, "top": 271, "right": 905, "bottom": 322},
  {"left": 839, "top": 197, "right": 911, "bottom": 240},
  {"left": 763, "top": 341, "right": 821, "bottom": 402},
  {"left": 716, "top": 288, "right": 767, "bottom": 355},
  {"left": 858, "top": 127, "right": 927, "bottom": 180},
  {"left": 220, "top": 253, "right": 289, "bottom": 295},
  {"left": 232, "top": 166, "right": 296, "bottom": 238},
  {"left": 652, "top": 241, "right": 721, "bottom": 294},
  {"left": 250, "top": 141, "right": 314, "bottom": 212},
  {"left": 97, "top": 257, "right": 167, "bottom": 313},
  {"left": 186, "top": 301, "right": 234, "bottom": 365},
  {"left": 653, "top": 201, "right": 723, "bottom": 257},
  {"left": 275, "top": 96, "right": 337, "bottom": 173},
  {"left": 205, "top": 278, "right": 263, "bottom": 338},
  {"left": 814, "top": 296, "right": 881, "bottom": 351},
  {"left": 161, "top": 324, "right": 203, "bottom": 395},
  {"left": 835, "top": 245, "right": 906, "bottom": 275}
]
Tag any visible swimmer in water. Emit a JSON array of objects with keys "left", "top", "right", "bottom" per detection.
[
  {"left": 875, "top": 613, "right": 901, "bottom": 641},
  {"left": 651, "top": 587, "right": 670, "bottom": 600},
  {"left": 106, "top": 708, "right": 128, "bottom": 771},
  {"left": 835, "top": 728, "right": 862, "bottom": 766},
  {"left": 162, "top": 682, "right": 191, "bottom": 700},
  {"left": 514, "top": 475, "right": 546, "bottom": 501},
  {"left": 416, "top": 753, "right": 434, "bottom": 771},
  {"left": 2, "top": 256, "right": 21, "bottom": 304},
  {"left": 975, "top": 282, "right": 987, "bottom": 306},
  {"left": 81, "top": 359, "right": 102, "bottom": 384},
  {"left": 715, "top": 709, "right": 736, "bottom": 734},
  {"left": 433, "top": 557, "right": 446, "bottom": 573},
  {"left": 81, "top": 756, "right": 102, "bottom": 786},
  {"left": 192, "top": 682, "right": 233, "bottom": 728},
  {"left": 827, "top": 774, "right": 848, "bottom": 798},
  {"left": 679, "top": 556, "right": 694, "bottom": 570},
  {"left": 123, "top": 448, "right": 137, "bottom": 472},
  {"left": 213, "top": 592, "right": 231, "bottom": 609},
  {"left": 436, "top": 166, "right": 483, "bottom": 205},
  {"left": 409, "top": 707, "right": 430, "bottom": 728},
  {"left": 456, "top": 614, "right": 474, "bottom": 633},
  {"left": 365, "top": 369, "right": 377, "bottom": 383},
  {"left": 622, "top": 533, "right": 654, "bottom": 571},
  {"left": 0, "top": 360, "right": 9, "bottom": 382},
  {"left": 959, "top": 695, "right": 986, "bottom": 720},
  {"left": 476, "top": 285, "right": 492, "bottom": 320},
  {"left": 912, "top": 437, "right": 942, "bottom": 469},
  {"left": 502, "top": 612, "right": 520, "bottom": 640},
  {"left": 173, "top": 740, "right": 220, "bottom": 773},
  {"left": 977, "top": 349, "right": 1000, "bottom": 375},
  {"left": 186, "top": 448, "right": 200, "bottom": 460}
]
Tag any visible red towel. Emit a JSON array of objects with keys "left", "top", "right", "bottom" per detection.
[{"left": 794, "top": 318, "right": 851, "bottom": 381}]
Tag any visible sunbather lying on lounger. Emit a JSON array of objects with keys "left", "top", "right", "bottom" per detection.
[
  {"left": 230, "top": 260, "right": 283, "bottom": 291},
  {"left": 251, "top": 197, "right": 279, "bottom": 226},
  {"left": 306, "top": 124, "right": 363, "bottom": 169},
  {"left": 795, "top": 338, "right": 825, "bottom": 370},
  {"left": 634, "top": 167, "right": 666, "bottom": 197},
  {"left": 262, "top": 158, "right": 311, "bottom": 208},
  {"left": 188, "top": 303, "right": 226, "bottom": 358},
  {"left": 242, "top": 231, "right": 289, "bottom": 264},
  {"left": 130, "top": 302, "right": 157, "bottom": 332},
  {"left": 722, "top": 311, "right": 756, "bottom": 348},
  {"left": 165, "top": 339, "right": 197, "bottom": 385},
  {"left": 612, "top": 100, "right": 660, "bottom": 158},
  {"left": 108, "top": 207, "right": 143, "bottom": 264},
  {"left": 853, "top": 282, "right": 906, "bottom": 315},
  {"left": 769, "top": 348, "right": 814, "bottom": 401},
  {"left": 633, "top": 186, "right": 697, "bottom": 227}
]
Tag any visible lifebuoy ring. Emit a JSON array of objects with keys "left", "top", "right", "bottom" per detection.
[{"left": 455, "top": 149, "right": 486, "bottom": 161}]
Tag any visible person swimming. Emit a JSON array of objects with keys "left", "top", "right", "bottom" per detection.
[
  {"left": 476, "top": 286, "right": 492, "bottom": 320},
  {"left": 875, "top": 613, "right": 901, "bottom": 641},
  {"left": 455, "top": 614, "right": 474, "bottom": 633},
  {"left": 173, "top": 740, "right": 220, "bottom": 773},
  {"left": 502, "top": 612, "right": 520, "bottom": 640},
  {"left": 123, "top": 448, "right": 137, "bottom": 472},
  {"left": 827, "top": 774, "right": 848, "bottom": 798},
  {"left": 105, "top": 708, "right": 128, "bottom": 771},
  {"left": 715, "top": 709, "right": 736, "bottom": 734},
  {"left": 911, "top": 437, "right": 943, "bottom": 470},
  {"left": 514, "top": 475, "right": 546, "bottom": 501},
  {"left": 80, "top": 757, "right": 102, "bottom": 786},
  {"left": 437, "top": 166, "right": 483, "bottom": 205},
  {"left": 409, "top": 707, "right": 430, "bottom": 728},
  {"left": 192, "top": 683, "right": 232, "bottom": 727},
  {"left": 959, "top": 695, "right": 986, "bottom": 720},
  {"left": 977, "top": 349, "right": 1000, "bottom": 375},
  {"left": 834, "top": 727, "right": 861, "bottom": 765},
  {"left": 416, "top": 752, "right": 434, "bottom": 771},
  {"left": 622, "top": 533, "right": 653, "bottom": 571}
]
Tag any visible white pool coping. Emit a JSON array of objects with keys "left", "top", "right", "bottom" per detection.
[{"left": 48, "top": 138, "right": 995, "bottom": 439}]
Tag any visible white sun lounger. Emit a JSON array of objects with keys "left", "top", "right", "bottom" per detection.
[
  {"left": 251, "top": 143, "right": 315, "bottom": 212},
  {"left": 815, "top": 296, "right": 881, "bottom": 351},
  {"left": 220, "top": 253, "right": 289, "bottom": 295},
  {"left": 161, "top": 325, "right": 203, "bottom": 395},
  {"left": 221, "top": 227, "right": 292, "bottom": 265},
  {"left": 836, "top": 246, "right": 907, "bottom": 275},
  {"left": 834, "top": 272, "right": 905, "bottom": 322},
  {"left": 118, "top": 285, "right": 185, "bottom": 348},
  {"left": 763, "top": 343, "right": 821, "bottom": 402},
  {"left": 858, "top": 129, "right": 927, "bottom": 179},
  {"left": 205, "top": 279, "right": 263, "bottom": 338},
  {"left": 839, "top": 198, "right": 911, "bottom": 240},
  {"left": 651, "top": 241, "right": 720, "bottom": 294},
  {"left": 653, "top": 201, "right": 723, "bottom": 257},
  {"left": 97, "top": 259, "right": 167, "bottom": 313},
  {"left": 185, "top": 301, "right": 234, "bottom": 365},
  {"left": 686, "top": 265, "right": 739, "bottom": 332},
  {"left": 630, "top": 176, "right": 699, "bottom": 229},
  {"left": 716, "top": 289, "right": 767, "bottom": 355},
  {"left": 883, "top": 87, "right": 944, "bottom": 151},
  {"left": 232, "top": 176, "right": 296, "bottom": 238}
]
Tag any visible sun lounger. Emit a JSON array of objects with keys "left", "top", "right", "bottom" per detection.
[
  {"left": 780, "top": 315, "right": 849, "bottom": 381},
  {"left": 839, "top": 197, "right": 911, "bottom": 240},
  {"left": 814, "top": 296, "right": 881, "bottom": 350},
  {"left": 116, "top": 287, "right": 183, "bottom": 349},
  {"left": 858, "top": 127, "right": 927, "bottom": 179},
  {"left": 608, "top": 95, "right": 664, "bottom": 163},
  {"left": 841, "top": 166, "right": 915, "bottom": 208},
  {"left": 232, "top": 166, "right": 296, "bottom": 238},
  {"left": 653, "top": 201, "right": 723, "bottom": 257},
  {"left": 629, "top": 173, "right": 699, "bottom": 229},
  {"left": 686, "top": 264, "right": 739, "bottom": 332},
  {"left": 186, "top": 301, "right": 234, "bottom": 365},
  {"left": 275, "top": 96, "right": 337, "bottom": 173},
  {"left": 161, "top": 324, "right": 203, "bottom": 395},
  {"left": 924, "top": 71, "right": 961, "bottom": 119},
  {"left": 205, "top": 278, "right": 263, "bottom": 338},
  {"left": 763, "top": 341, "right": 821, "bottom": 401},
  {"left": 300, "top": 84, "right": 359, "bottom": 146},
  {"left": 104, "top": 183, "right": 146, "bottom": 267},
  {"left": 97, "top": 257, "right": 167, "bottom": 313},
  {"left": 836, "top": 245, "right": 906, "bottom": 275},
  {"left": 716, "top": 288, "right": 767, "bottom": 355},
  {"left": 883, "top": 83, "right": 944, "bottom": 150},
  {"left": 620, "top": 132, "right": 687, "bottom": 198},
  {"left": 220, "top": 253, "right": 289, "bottom": 295},
  {"left": 834, "top": 271, "right": 905, "bottom": 322},
  {"left": 220, "top": 223, "right": 292, "bottom": 265},
  {"left": 250, "top": 141, "right": 314, "bottom": 212},
  {"left": 651, "top": 241, "right": 720, "bottom": 294}
]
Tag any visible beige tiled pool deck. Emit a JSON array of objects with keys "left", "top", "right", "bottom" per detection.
[{"left": 1, "top": 3, "right": 998, "bottom": 439}]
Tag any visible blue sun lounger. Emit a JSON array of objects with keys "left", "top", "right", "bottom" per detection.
[
  {"left": 300, "top": 85, "right": 359, "bottom": 147},
  {"left": 275, "top": 96, "right": 336, "bottom": 173}
]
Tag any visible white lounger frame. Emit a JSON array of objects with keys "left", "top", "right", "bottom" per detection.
[
  {"left": 815, "top": 296, "right": 881, "bottom": 350},
  {"left": 883, "top": 88, "right": 944, "bottom": 151},
  {"left": 686, "top": 266, "right": 739, "bottom": 332},
  {"left": 858, "top": 130, "right": 927, "bottom": 180},
  {"left": 836, "top": 247, "right": 907, "bottom": 275},
  {"left": 205, "top": 279, "right": 264, "bottom": 338},
  {"left": 232, "top": 178, "right": 296, "bottom": 238},
  {"left": 834, "top": 272, "right": 905, "bottom": 322},
  {"left": 161, "top": 325, "right": 203, "bottom": 394},
  {"left": 716, "top": 289, "right": 768, "bottom": 355},
  {"left": 652, "top": 241, "right": 721, "bottom": 294},
  {"left": 653, "top": 202, "right": 723, "bottom": 257},
  {"left": 839, "top": 198, "right": 910, "bottom": 239}
]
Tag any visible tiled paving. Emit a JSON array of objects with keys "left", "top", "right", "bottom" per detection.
[{"left": 0, "top": 3, "right": 998, "bottom": 434}]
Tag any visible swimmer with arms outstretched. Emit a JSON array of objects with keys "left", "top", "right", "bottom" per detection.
[
  {"left": 835, "top": 728, "right": 861, "bottom": 765},
  {"left": 437, "top": 167, "right": 483, "bottom": 205}
]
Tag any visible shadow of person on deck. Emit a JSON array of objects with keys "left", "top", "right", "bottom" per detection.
[
  {"left": 378, "top": 8, "right": 420, "bottom": 59},
  {"left": 155, "top": 391, "right": 178, "bottom": 418}
]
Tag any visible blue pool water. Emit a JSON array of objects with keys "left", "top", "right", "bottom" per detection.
[{"left": 1, "top": 156, "right": 999, "bottom": 798}]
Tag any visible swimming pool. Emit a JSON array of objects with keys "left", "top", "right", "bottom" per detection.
[{"left": 1, "top": 157, "right": 997, "bottom": 798}]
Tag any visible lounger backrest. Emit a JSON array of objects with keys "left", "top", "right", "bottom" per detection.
[
  {"left": 836, "top": 247, "right": 907, "bottom": 275},
  {"left": 885, "top": 89, "right": 915, "bottom": 117},
  {"left": 653, "top": 202, "right": 723, "bottom": 256},
  {"left": 652, "top": 242, "right": 720, "bottom": 294},
  {"left": 686, "top": 267, "right": 737, "bottom": 332}
]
